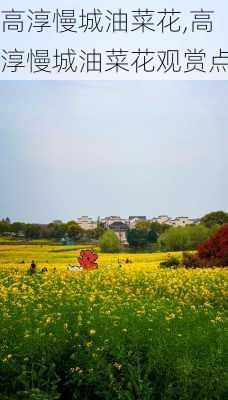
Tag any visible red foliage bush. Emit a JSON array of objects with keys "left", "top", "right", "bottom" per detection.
[
  {"left": 182, "top": 252, "right": 202, "bottom": 269},
  {"left": 182, "top": 252, "right": 216, "bottom": 268},
  {"left": 197, "top": 224, "right": 228, "bottom": 267}
]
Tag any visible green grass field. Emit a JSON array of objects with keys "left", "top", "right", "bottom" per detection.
[{"left": 0, "top": 244, "right": 227, "bottom": 400}]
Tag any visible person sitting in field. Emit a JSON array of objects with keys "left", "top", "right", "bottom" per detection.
[
  {"left": 29, "top": 260, "right": 36, "bottom": 274},
  {"left": 41, "top": 267, "right": 48, "bottom": 273}
]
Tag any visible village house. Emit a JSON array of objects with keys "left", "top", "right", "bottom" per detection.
[
  {"left": 101, "top": 216, "right": 129, "bottom": 244},
  {"left": 129, "top": 216, "right": 147, "bottom": 229},
  {"left": 76, "top": 216, "right": 97, "bottom": 230},
  {"left": 108, "top": 221, "right": 129, "bottom": 245},
  {"left": 151, "top": 215, "right": 170, "bottom": 224},
  {"left": 171, "top": 217, "right": 195, "bottom": 226},
  {"left": 151, "top": 215, "right": 199, "bottom": 227},
  {"left": 74, "top": 214, "right": 200, "bottom": 244},
  {"left": 101, "top": 216, "right": 128, "bottom": 228}
]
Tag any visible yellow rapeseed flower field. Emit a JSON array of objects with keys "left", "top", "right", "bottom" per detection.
[{"left": 0, "top": 244, "right": 227, "bottom": 399}]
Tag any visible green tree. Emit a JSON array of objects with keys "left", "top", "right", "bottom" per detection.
[
  {"left": 0, "top": 220, "right": 11, "bottom": 234},
  {"left": 135, "top": 220, "right": 152, "bottom": 231},
  {"left": 85, "top": 226, "right": 106, "bottom": 241},
  {"left": 25, "top": 224, "right": 42, "bottom": 239},
  {"left": 149, "top": 222, "right": 170, "bottom": 235},
  {"left": 201, "top": 211, "right": 228, "bottom": 228},
  {"left": 159, "top": 224, "right": 211, "bottom": 252},
  {"left": 135, "top": 221, "right": 170, "bottom": 237},
  {"left": 66, "top": 222, "right": 83, "bottom": 241},
  {"left": 127, "top": 228, "right": 157, "bottom": 248},
  {"left": 48, "top": 223, "right": 67, "bottom": 239},
  {"left": 99, "top": 230, "right": 121, "bottom": 253},
  {"left": 11, "top": 222, "right": 26, "bottom": 234}
]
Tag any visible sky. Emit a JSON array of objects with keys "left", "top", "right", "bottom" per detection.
[{"left": 0, "top": 80, "right": 227, "bottom": 223}]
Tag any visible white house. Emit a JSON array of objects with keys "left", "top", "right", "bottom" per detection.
[
  {"left": 129, "top": 216, "right": 147, "bottom": 229},
  {"left": 76, "top": 216, "right": 97, "bottom": 230}
]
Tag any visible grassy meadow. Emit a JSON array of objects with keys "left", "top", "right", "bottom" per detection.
[{"left": 0, "top": 243, "right": 227, "bottom": 400}]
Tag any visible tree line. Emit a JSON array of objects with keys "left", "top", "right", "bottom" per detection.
[
  {"left": 100, "top": 211, "right": 228, "bottom": 253},
  {"left": 126, "top": 211, "right": 228, "bottom": 252},
  {"left": 0, "top": 219, "right": 105, "bottom": 242},
  {"left": 1, "top": 211, "right": 228, "bottom": 252}
]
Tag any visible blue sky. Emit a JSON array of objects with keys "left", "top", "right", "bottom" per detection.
[{"left": 0, "top": 80, "right": 227, "bottom": 223}]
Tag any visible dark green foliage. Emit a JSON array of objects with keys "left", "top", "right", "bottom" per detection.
[
  {"left": 127, "top": 229, "right": 151, "bottom": 248},
  {"left": 10, "top": 222, "right": 26, "bottom": 234},
  {"left": 48, "top": 223, "right": 67, "bottom": 239},
  {"left": 85, "top": 226, "right": 106, "bottom": 241},
  {"left": 25, "top": 225, "right": 42, "bottom": 240},
  {"left": 0, "top": 219, "right": 106, "bottom": 243},
  {"left": 160, "top": 256, "right": 180, "bottom": 268},
  {"left": 0, "top": 219, "right": 11, "bottom": 234},
  {"left": 127, "top": 228, "right": 157, "bottom": 248},
  {"left": 66, "top": 222, "right": 83, "bottom": 241},
  {"left": 201, "top": 211, "right": 228, "bottom": 228}
]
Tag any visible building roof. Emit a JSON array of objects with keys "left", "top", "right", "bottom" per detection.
[
  {"left": 129, "top": 216, "right": 146, "bottom": 220},
  {"left": 109, "top": 221, "right": 129, "bottom": 232}
]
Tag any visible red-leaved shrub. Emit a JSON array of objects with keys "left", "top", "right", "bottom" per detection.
[
  {"left": 197, "top": 224, "right": 228, "bottom": 267},
  {"left": 182, "top": 252, "right": 202, "bottom": 268}
]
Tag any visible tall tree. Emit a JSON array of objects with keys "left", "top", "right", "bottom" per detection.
[
  {"left": 66, "top": 222, "right": 83, "bottom": 241},
  {"left": 99, "top": 230, "right": 121, "bottom": 253},
  {"left": 201, "top": 211, "right": 228, "bottom": 228}
]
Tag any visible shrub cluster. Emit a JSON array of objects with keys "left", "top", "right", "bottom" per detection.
[
  {"left": 99, "top": 230, "right": 121, "bottom": 253},
  {"left": 159, "top": 224, "right": 212, "bottom": 252},
  {"left": 198, "top": 224, "right": 228, "bottom": 266},
  {"left": 183, "top": 224, "right": 228, "bottom": 268},
  {"left": 160, "top": 256, "right": 180, "bottom": 269}
]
